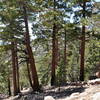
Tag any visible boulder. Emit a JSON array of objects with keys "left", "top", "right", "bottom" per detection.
[
  {"left": 92, "top": 92, "right": 100, "bottom": 100},
  {"left": 88, "top": 78, "right": 100, "bottom": 85},
  {"left": 96, "top": 72, "right": 100, "bottom": 78},
  {"left": 44, "top": 96, "right": 55, "bottom": 100}
]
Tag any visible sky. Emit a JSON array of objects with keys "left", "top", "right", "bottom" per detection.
[
  {"left": 29, "top": 0, "right": 100, "bottom": 40},
  {"left": 95, "top": 0, "right": 100, "bottom": 2}
]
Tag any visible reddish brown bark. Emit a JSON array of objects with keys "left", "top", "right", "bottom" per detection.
[
  {"left": 23, "top": 5, "right": 39, "bottom": 91},
  {"left": 8, "top": 76, "right": 11, "bottom": 96},
  {"left": 11, "top": 42, "right": 17, "bottom": 96},
  {"left": 64, "top": 30, "right": 67, "bottom": 66},
  {"left": 51, "top": 0, "right": 58, "bottom": 86},
  {"left": 80, "top": 26, "right": 85, "bottom": 81},
  {"left": 80, "top": 1, "right": 86, "bottom": 81},
  {"left": 15, "top": 42, "right": 20, "bottom": 93},
  {"left": 51, "top": 26, "right": 57, "bottom": 85}
]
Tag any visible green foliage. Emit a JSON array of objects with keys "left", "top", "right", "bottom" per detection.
[
  {"left": 35, "top": 51, "right": 51, "bottom": 85},
  {"left": 0, "top": 51, "right": 10, "bottom": 94},
  {"left": 85, "top": 38, "right": 100, "bottom": 77},
  {"left": 0, "top": 0, "right": 100, "bottom": 95},
  {"left": 56, "top": 59, "right": 67, "bottom": 86},
  {"left": 67, "top": 41, "right": 80, "bottom": 81},
  {"left": 19, "top": 64, "right": 30, "bottom": 89}
]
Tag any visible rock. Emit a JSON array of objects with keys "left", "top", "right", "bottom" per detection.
[
  {"left": 0, "top": 94, "right": 8, "bottom": 99},
  {"left": 88, "top": 78, "right": 100, "bottom": 85},
  {"left": 70, "top": 92, "right": 80, "bottom": 97},
  {"left": 63, "top": 93, "right": 80, "bottom": 100},
  {"left": 21, "top": 88, "right": 33, "bottom": 95},
  {"left": 44, "top": 96, "right": 55, "bottom": 100},
  {"left": 96, "top": 72, "right": 100, "bottom": 78},
  {"left": 92, "top": 92, "right": 100, "bottom": 100}
]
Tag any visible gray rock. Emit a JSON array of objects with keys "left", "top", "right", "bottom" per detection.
[
  {"left": 92, "top": 92, "right": 100, "bottom": 100},
  {"left": 44, "top": 96, "right": 55, "bottom": 100}
]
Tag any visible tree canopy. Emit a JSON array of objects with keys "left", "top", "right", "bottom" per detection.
[{"left": 0, "top": 0, "right": 100, "bottom": 96}]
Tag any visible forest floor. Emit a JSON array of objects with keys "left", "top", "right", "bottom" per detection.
[{"left": 1, "top": 78, "right": 100, "bottom": 100}]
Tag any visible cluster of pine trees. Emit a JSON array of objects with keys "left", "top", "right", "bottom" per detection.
[{"left": 0, "top": 0, "right": 100, "bottom": 96}]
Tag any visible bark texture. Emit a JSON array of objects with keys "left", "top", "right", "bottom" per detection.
[
  {"left": 11, "top": 42, "right": 17, "bottom": 96},
  {"left": 51, "top": 0, "right": 58, "bottom": 86},
  {"left": 80, "top": 1, "right": 86, "bottom": 81},
  {"left": 23, "top": 5, "right": 39, "bottom": 91}
]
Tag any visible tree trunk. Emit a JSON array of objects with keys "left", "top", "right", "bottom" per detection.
[
  {"left": 51, "top": 0, "right": 58, "bottom": 86},
  {"left": 15, "top": 42, "right": 20, "bottom": 93},
  {"left": 8, "top": 76, "right": 11, "bottom": 96},
  {"left": 51, "top": 28, "right": 57, "bottom": 86},
  {"left": 64, "top": 30, "right": 67, "bottom": 66},
  {"left": 23, "top": 5, "right": 39, "bottom": 91},
  {"left": 11, "top": 42, "right": 17, "bottom": 96},
  {"left": 80, "top": 1, "right": 86, "bottom": 81}
]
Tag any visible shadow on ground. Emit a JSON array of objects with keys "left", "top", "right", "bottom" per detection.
[
  {"left": 1, "top": 86, "right": 86, "bottom": 100},
  {"left": 44, "top": 86, "right": 86, "bottom": 99}
]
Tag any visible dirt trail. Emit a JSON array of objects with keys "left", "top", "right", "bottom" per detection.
[
  {"left": 57, "top": 85, "right": 100, "bottom": 100},
  {"left": 4, "top": 79, "right": 100, "bottom": 100}
]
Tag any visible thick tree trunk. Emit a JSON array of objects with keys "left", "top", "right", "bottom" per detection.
[
  {"left": 11, "top": 42, "right": 17, "bottom": 96},
  {"left": 23, "top": 5, "right": 39, "bottom": 91},
  {"left": 51, "top": 28, "right": 57, "bottom": 86},
  {"left": 51, "top": 0, "right": 58, "bottom": 86},
  {"left": 15, "top": 42, "right": 20, "bottom": 93},
  {"left": 80, "top": 26, "right": 85, "bottom": 81},
  {"left": 80, "top": 1, "right": 86, "bottom": 81}
]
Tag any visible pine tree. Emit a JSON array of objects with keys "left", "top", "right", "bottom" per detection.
[
  {"left": 72, "top": 0, "right": 93, "bottom": 81},
  {"left": 22, "top": 4, "right": 40, "bottom": 91}
]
